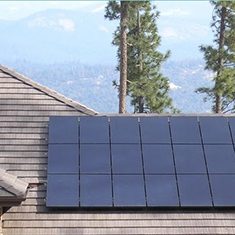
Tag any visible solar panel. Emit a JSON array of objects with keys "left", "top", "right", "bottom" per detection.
[
  {"left": 80, "top": 116, "right": 109, "bottom": 144},
  {"left": 199, "top": 117, "right": 232, "bottom": 144},
  {"left": 228, "top": 117, "right": 235, "bottom": 143},
  {"left": 80, "top": 175, "right": 112, "bottom": 207},
  {"left": 46, "top": 174, "right": 79, "bottom": 207},
  {"left": 46, "top": 116, "right": 235, "bottom": 209},
  {"left": 111, "top": 144, "right": 143, "bottom": 174},
  {"left": 48, "top": 116, "right": 78, "bottom": 144},
  {"left": 145, "top": 175, "right": 179, "bottom": 206},
  {"left": 110, "top": 117, "right": 140, "bottom": 143},
  {"left": 142, "top": 144, "right": 175, "bottom": 174},
  {"left": 174, "top": 145, "right": 207, "bottom": 174},
  {"left": 170, "top": 116, "right": 201, "bottom": 144},
  {"left": 48, "top": 144, "right": 79, "bottom": 174},
  {"left": 210, "top": 174, "right": 235, "bottom": 206},
  {"left": 204, "top": 145, "right": 235, "bottom": 174},
  {"left": 80, "top": 144, "right": 111, "bottom": 174},
  {"left": 178, "top": 175, "right": 212, "bottom": 207},
  {"left": 140, "top": 117, "right": 170, "bottom": 144},
  {"left": 113, "top": 175, "right": 146, "bottom": 207}
]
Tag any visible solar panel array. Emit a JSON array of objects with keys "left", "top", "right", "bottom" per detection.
[{"left": 46, "top": 116, "right": 235, "bottom": 208}]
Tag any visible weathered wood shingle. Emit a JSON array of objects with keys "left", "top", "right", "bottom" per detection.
[{"left": 1, "top": 65, "right": 235, "bottom": 235}]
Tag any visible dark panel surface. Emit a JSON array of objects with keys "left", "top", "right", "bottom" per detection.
[
  {"left": 174, "top": 145, "right": 207, "bottom": 174},
  {"left": 113, "top": 175, "right": 146, "bottom": 206},
  {"left": 47, "top": 174, "right": 79, "bottom": 207},
  {"left": 48, "top": 144, "right": 79, "bottom": 174},
  {"left": 229, "top": 117, "right": 235, "bottom": 143},
  {"left": 145, "top": 175, "right": 179, "bottom": 206},
  {"left": 142, "top": 145, "right": 175, "bottom": 174},
  {"left": 178, "top": 175, "right": 212, "bottom": 207},
  {"left": 80, "top": 175, "right": 112, "bottom": 207},
  {"left": 80, "top": 116, "right": 109, "bottom": 144},
  {"left": 199, "top": 117, "right": 231, "bottom": 144},
  {"left": 170, "top": 116, "right": 201, "bottom": 144},
  {"left": 204, "top": 145, "right": 235, "bottom": 174},
  {"left": 140, "top": 117, "right": 170, "bottom": 144},
  {"left": 112, "top": 144, "right": 143, "bottom": 174},
  {"left": 110, "top": 117, "right": 140, "bottom": 144},
  {"left": 48, "top": 116, "right": 78, "bottom": 144},
  {"left": 210, "top": 174, "right": 235, "bottom": 206},
  {"left": 80, "top": 144, "right": 111, "bottom": 174}
]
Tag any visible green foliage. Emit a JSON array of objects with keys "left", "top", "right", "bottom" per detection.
[
  {"left": 196, "top": 0, "right": 235, "bottom": 113},
  {"left": 105, "top": 1, "right": 175, "bottom": 113}
]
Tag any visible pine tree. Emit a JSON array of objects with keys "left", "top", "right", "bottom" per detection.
[
  {"left": 196, "top": 0, "right": 235, "bottom": 113},
  {"left": 105, "top": 1, "right": 175, "bottom": 113}
]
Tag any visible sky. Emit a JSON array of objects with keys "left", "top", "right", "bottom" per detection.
[
  {"left": 0, "top": 1, "right": 214, "bottom": 61},
  {"left": 0, "top": 1, "right": 212, "bottom": 21}
]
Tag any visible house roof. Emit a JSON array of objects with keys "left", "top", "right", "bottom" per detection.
[{"left": 0, "top": 65, "right": 97, "bottom": 116}]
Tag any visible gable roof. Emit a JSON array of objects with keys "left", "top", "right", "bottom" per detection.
[{"left": 0, "top": 65, "right": 97, "bottom": 116}]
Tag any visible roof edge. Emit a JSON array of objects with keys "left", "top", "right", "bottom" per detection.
[
  {"left": 0, "top": 64, "right": 97, "bottom": 116},
  {"left": 98, "top": 113, "right": 235, "bottom": 116}
]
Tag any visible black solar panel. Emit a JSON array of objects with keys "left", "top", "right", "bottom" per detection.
[
  {"left": 174, "top": 145, "right": 207, "bottom": 174},
  {"left": 111, "top": 144, "right": 143, "bottom": 174},
  {"left": 80, "top": 116, "right": 109, "bottom": 144},
  {"left": 48, "top": 116, "right": 78, "bottom": 144},
  {"left": 210, "top": 175, "right": 235, "bottom": 206},
  {"left": 170, "top": 116, "right": 201, "bottom": 144},
  {"left": 199, "top": 116, "right": 232, "bottom": 144},
  {"left": 47, "top": 174, "right": 79, "bottom": 207},
  {"left": 228, "top": 117, "right": 235, "bottom": 143},
  {"left": 145, "top": 175, "right": 179, "bottom": 206},
  {"left": 113, "top": 175, "right": 146, "bottom": 207},
  {"left": 80, "top": 175, "right": 112, "bottom": 207},
  {"left": 48, "top": 144, "right": 79, "bottom": 174},
  {"left": 204, "top": 145, "right": 235, "bottom": 174},
  {"left": 140, "top": 117, "right": 170, "bottom": 144},
  {"left": 110, "top": 117, "right": 140, "bottom": 143},
  {"left": 178, "top": 175, "right": 212, "bottom": 207},
  {"left": 46, "top": 116, "right": 235, "bottom": 208},
  {"left": 142, "top": 144, "right": 175, "bottom": 174},
  {"left": 80, "top": 144, "right": 111, "bottom": 174}
]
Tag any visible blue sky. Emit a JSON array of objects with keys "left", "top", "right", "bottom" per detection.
[
  {"left": 0, "top": 1, "right": 213, "bottom": 61},
  {"left": 0, "top": 1, "right": 212, "bottom": 21}
]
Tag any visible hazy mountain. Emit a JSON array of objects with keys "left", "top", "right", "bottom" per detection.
[
  {"left": 0, "top": 9, "right": 117, "bottom": 64},
  {"left": 0, "top": 8, "right": 211, "bottom": 64}
]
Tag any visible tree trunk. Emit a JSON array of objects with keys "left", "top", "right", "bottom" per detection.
[
  {"left": 215, "top": 6, "right": 226, "bottom": 113},
  {"left": 137, "top": 9, "right": 145, "bottom": 113},
  {"left": 119, "top": 1, "right": 128, "bottom": 114}
]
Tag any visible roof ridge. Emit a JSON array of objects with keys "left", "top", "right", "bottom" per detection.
[{"left": 0, "top": 64, "right": 97, "bottom": 115}]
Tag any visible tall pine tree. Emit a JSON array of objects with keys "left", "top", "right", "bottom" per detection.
[
  {"left": 105, "top": 1, "right": 175, "bottom": 113},
  {"left": 196, "top": 0, "right": 235, "bottom": 113}
]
